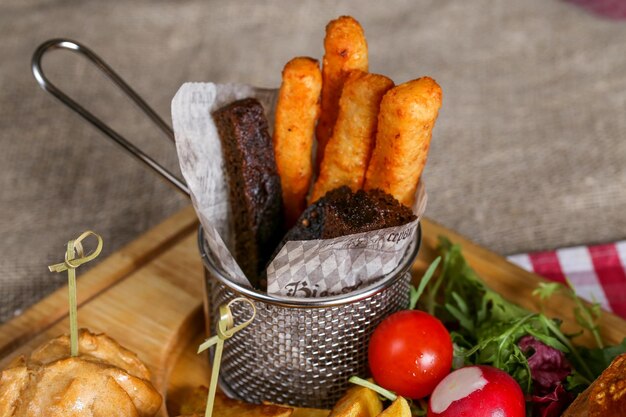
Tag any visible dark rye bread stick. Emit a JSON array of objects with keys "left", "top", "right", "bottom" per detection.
[
  {"left": 212, "top": 98, "right": 283, "bottom": 288},
  {"left": 282, "top": 186, "right": 415, "bottom": 242}
]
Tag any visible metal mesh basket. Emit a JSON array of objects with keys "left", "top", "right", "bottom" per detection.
[{"left": 199, "top": 225, "right": 421, "bottom": 408}]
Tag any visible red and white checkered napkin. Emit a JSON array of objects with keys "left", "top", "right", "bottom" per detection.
[{"left": 508, "top": 241, "right": 626, "bottom": 319}]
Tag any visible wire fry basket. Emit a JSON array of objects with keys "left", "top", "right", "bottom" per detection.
[
  {"left": 32, "top": 38, "right": 422, "bottom": 409},
  {"left": 200, "top": 227, "right": 420, "bottom": 408}
]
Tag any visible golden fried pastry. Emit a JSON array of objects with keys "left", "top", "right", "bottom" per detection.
[{"left": 0, "top": 329, "right": 161, "bottom": 417}]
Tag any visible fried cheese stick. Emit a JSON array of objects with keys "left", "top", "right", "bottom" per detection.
[
  {"left": 316, "top": 16, "right": 368, "bottom": 171},
  {"left": 310, "top": 70, "right": 394, "bottom": 203},
  {"left": 273, "top": 57, "right": 322, "bottom": 226},
  {"left": 364, "top": 77, "right": 442, "bottom": 207}
]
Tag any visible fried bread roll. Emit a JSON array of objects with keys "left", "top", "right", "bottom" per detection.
[
  {"left": 310, "top": 70, "right": 393, "bottom": 203},
  {"left": 364, "top": 77, "right": 442, "bottom": 207},
  {"left": 0, "top": 329, "right": 161, "bottom": 417},
  {"left": 562, "top": 353, "right": 626, "bottom": 417},
  {"left": 316, "top": 16, "right": 368, "bottom": 170},
  {"left": 273, "top": 57, "right": 322, "bottom": 226}
]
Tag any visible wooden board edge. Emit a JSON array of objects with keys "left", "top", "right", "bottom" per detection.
[{"left": 0, "top": 205, "right": 199, "bottom": 358}]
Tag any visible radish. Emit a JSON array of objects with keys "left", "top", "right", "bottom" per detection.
[{"left": 428, "top": 365, "right": 525, "bottom": 417}]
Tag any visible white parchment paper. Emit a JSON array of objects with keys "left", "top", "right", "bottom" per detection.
[{"left": 171, "top": 82, "right": 426, "bottom": 297}]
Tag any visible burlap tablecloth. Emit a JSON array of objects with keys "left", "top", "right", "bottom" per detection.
[{"left": 1, "top": 0, "right": 625, "bottom": 323}]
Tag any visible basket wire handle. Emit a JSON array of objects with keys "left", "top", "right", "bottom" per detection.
[{"left": 31, "top": 38, "right": 190, "bottom": 196}]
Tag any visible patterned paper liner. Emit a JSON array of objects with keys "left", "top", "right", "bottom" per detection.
[{"left": 171, "top": 82, "right": 426, "bottom": 298}]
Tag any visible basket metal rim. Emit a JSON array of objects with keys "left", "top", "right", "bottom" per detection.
[{"left": 198, "top": 223, "right": 421, "bottom": 308}]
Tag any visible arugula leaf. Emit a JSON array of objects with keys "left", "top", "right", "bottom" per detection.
[
  {"left": 533, "top": 278, "right": 604, "bottom": 348},
  {"left": 525, "top": 327, "right": 569, "bottom": 353},
  {"left": 565, "top": 370, "right": 589, "bottom": 392},
  {"left": 577, "top": 337, "right": 626, "bottom": 378},
  {"left": 533, "top": 282, "right": 562, "bottom": 302},
  {"left": 409, "top": 256, "right": 441, "bottom": 310}
]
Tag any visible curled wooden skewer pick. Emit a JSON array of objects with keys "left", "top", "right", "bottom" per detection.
[
  {"left": 48, "top": 230, "right": 103, "bottom": 357},
  {"left": 197, "top": 297, "right": 256, "bottom": 417}
]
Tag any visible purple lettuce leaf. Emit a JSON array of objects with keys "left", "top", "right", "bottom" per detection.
[
  {"left": 530, "top": 384, "right": 575, "bottom": 417},
  {"left": 518, "top": 335, "right": 575, "bottom": 417}
]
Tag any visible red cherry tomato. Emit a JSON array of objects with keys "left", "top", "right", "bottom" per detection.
[
  {"left": 368, "top": 310, "right": 453, "bottom": 399},
  {"left": 428, "top": 365, "right": 525, "bottom": 417}
]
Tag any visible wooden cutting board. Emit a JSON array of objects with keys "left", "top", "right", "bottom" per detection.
[{"left": 1, "top": 205, "right": 625, "bottom": 416}]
